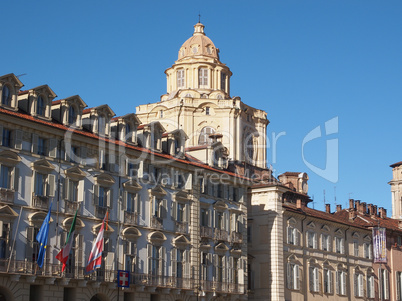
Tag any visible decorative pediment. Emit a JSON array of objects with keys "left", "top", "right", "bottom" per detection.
[
  {"left": 173, "top": 191, "right": 191, "bottom": 202},
  {"left": 28, "top": 211, "right": 53, "bottom": 227},
  {"left": 200, "top": 243, "right": 212, "bottom": 250},
  {"left": 321, "top": 225, "right": 330, "bottom": 233},
  {"left": 123, "top": 180, "right": 142, "bottom": 192},
  {"left": 32, "top": 85, "right": 57, "bottom": 99},
  {"left": 173, "top": 235, "right": 190, "bottom": 247},
  {"left": 215, "top": 242, "right": 229, "bottom": 253},
  {"left": 149, "top": 185, "right": 167, "bottom": 197},
  {"left": 0, "top": 205, "right": 18, "bottom": 220},
  {"left": 364, "top": 235, "right": 372, "bottom": 242},
  {"left": 335, "top": 229, "right": 343, "bottom": 237},
  {"left": 92, "top": 222, "right": 114, "bottom": 234},
  {"left": 287, "top": 217, "right": 297, "bottom": 226},
  {"left": 94, "top": 173, "right": 115, "bottom": 187},
  {"left": 32, "top": 159, "right": 55, "bottom": 173},
  {"left": 63, "top": 95, "right": 87, "bottom": 108},
  {"left": 62, "top": 216, "right": 85, "bottom": 231},
  {"left": 0, "top": 73, "right": 24, "bottom": 89},
  {"left": 148, "top": 231, "right": 167, "bottom": 244},
  {"left": 122, "top": 227, "right": 142, "bottom": 240},
  {"left": 169, "top": 129, "right": 189, "bottom": 140},
  {"left": 352, "top": 232, "right": 360, "bottom": 239},
  {"left": 230, "top": 247, "right": 242, "bottom": 257},
  {"left": 213, "top": 200, "right": 228, "bottom": 210},
  {"left": 0, "top": 150, "right": 21, "bottom": 166},
  {"left": 64, "top": 166, "right": 86, "bottom": 181},
  {"left": 306, "top": 222, "right": 316, "bottom": 229}
]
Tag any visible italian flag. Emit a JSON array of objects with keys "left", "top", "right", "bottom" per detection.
[{"left": 56, "top": 209, "right": 78, "bottom": 272}]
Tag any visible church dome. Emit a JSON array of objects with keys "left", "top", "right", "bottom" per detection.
[{"left": 178, "top": 23, "right": 220, "bottom": 61}]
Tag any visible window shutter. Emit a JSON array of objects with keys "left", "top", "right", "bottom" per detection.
[
  {"left": 64, "top": 178, "right": 69, "bottom": 200},
  {"left": 171, "top": 248, "right": 177, "bottom": 277},
  {"left": 77, "top": 181, "right": 83, "bottom": 203},
  {"left": 208, "top": 209, "right": 212, "bottom": 227},
  {"left": 295, "top": 229, "right": 300, "bottom": 246},
  {"left": 184, "top": 249, "right": 190, "bottom": 278},
  {"left": 15, "top": 130, "right": 22, "bottom": 150},
  {"left": 309, "top": 267, "right": 314, "bottom": 292},
  {"left": 397, "top": 273, "right": 401, "bottom": 301},
  {"left": 296, "top": 265, "right": 300, "bottom": 290},
  {"left": 136, "top": 194, "right": 141, "bottom": 215},
  {"left": 222, "top": 256, "right": 227, "bottom": 283},
  {"left": 147, "top": 244, "right": 152, "bottom": 274},
  {"left": 172, "top": 201, "right": 177, "bottom": 220},
  {"left": 49, "top": 138, "right": 57, "bottom": 158},
  {"left": 161, "top": 246, "right": 166, "bottom": 276},
  {"left": 239, "top": 188, "right": 244, "bottom": 203},
  {"left": 80, "top": 147, "right": 87, "bottom": 165},
  {"left": 93, "top": 185, "right": 99, "bottom": 205},
  {"left": 107, "top": 189, "right": 113, "bottom": 208},
  {"left": 286, "top": 263, "right": 291, "bottom": 289},
  {"left": 123, "top": 191, "right": 128, "bottom": 210},
  {"left": 184, "top": 204, "right": 189, "bottom": 223},
  {"left": 223, "top": 212, "right": 228, "bottom": 231},
  {"left": 314, "top": 233, "right": 317, "bottom": 249},
  {"left": 354, "top": 273, "right": 358, "bottom": 297},
  {"left": 0, "top": 125, "right": 3, "bottom": 146},
  {"left": 26, "top": 227, "right": 34, "bottom": 260},
  {"left": 336, "top": 271, "right": 340, "bottom": 295},
  {"left": 229, "top": 256, "right": 234, "bottom": 283},
  {"left": 32, "top": 133, "right": 38, "bottom": 154},
  {"left": 162, "top": 199, "right": 167, "bottom": 218},
  {"left": 385, "top": 270, "right": 389, "bottom": 299},
  {"left": 318, "top": 269, "right": 322, "bottom": 293},
  {"left": 287, "top": 227, "right": 292, "bottom": 244},
  {"left": 329, "top": 271, "right": 333, "bottom": 294},
  {"left": 76, "top": 234, "right": 83, "bottom": 270},
  {"left": 12, "top": 167, "right": 19, "bottom": 192},
  {"left": 213, "top": 254, "right": 217, "bottom": 279},
  {"left": 48, "top": 174, "right": 56, "bottom": 197}
]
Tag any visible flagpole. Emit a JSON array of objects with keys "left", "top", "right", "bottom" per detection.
[{"left": 7, "top": 205, "right": 24, "bottom": 273}]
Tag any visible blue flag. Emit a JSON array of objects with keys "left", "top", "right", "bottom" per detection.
[{"left": 36, "top": 202, "right": 52, "bottom": 268}]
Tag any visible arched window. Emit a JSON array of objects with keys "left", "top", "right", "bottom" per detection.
[
  {"left": 37, "top": 95, "right": 46, "bottom": 116},
  {"left": 244, "top": 132, "right": 254, "bottom": 162},
  {"left": 68, "top": 106, "right": 77, "bottom": 125},
  {"left": 198, "top": 126, "right": 215, "bottom": 145},
  {"left": 1, "top": 85, "right": 11, "bottom": 106}
]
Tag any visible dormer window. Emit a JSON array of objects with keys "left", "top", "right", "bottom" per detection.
[
  {"left": 177, "top": 69, "right": 185, "bottom": 88},
  {"left": 36, "top": 95, "right": 46, "bottom": 117},
  {"left": 68, "top": 106, "right": 77, "bottom": 125},
  {"left": 98, "top": 115, "right": 105, "bottom": 135},
  {"left": 1, "top": 85, "right": 11, "bottom": 106},
  {"left": 198, "top": 68, "right": 208, "bottom": 88},
  {"left": 125, "top": 123, "right": 131, "bottom": 141}
]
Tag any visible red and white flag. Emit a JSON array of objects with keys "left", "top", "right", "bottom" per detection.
[
  {"left": 85, "top": 211, "right": 108, "bottom": 274},
  {"left": 56, "top": 209, "right": 78, "bottom": 272}
]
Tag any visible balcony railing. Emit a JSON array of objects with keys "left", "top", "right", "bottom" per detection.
[
  {"left": 32, "top": 194, "right": 50, "bottom": 209},
  {"left": 175, "top": 221, "right": 188, "bottom": 234},
  {"left": 200, "top": 226, "right": 213, "bottom": 239},
  {"left": 231, "top": 232, "right": 243, "bottom": 244},
  {"left": 151, "top": 216, "right": 163, "bottom": 230},
  {"left": 0, "top": 188, "right": 14, "bottom": 204},
  {"left": 0, "top": 258, "right": 245, "bottom": 294},
  {"left": 65, "top": 200, "right": 79, "bottom": 214},
  {"left": 95, "top": 205, "right": 108, "bottom": 219},
  {"left": 124, "top": 211, "right": 138, "bottom": 225},
  {"left": 214, "top": 228, "right": 229, "bottom": 241}
]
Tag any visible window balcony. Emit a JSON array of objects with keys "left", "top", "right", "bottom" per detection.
[
  {"left": 175, "top": 221, "right": 188, "bottom": 234},
  {"left": 32, "top": 194, "right": 50, "bottom": 209},
  {"left": 200, "top": 226, "right": 213, "bottom": 239},
  {"left": 0, "top": 188, "right": 14, "bottom": 204},
  {"left": 124, "top": 211, "right": 138, "bottom": 225},
  {"left": 95, "top": 205, "right": 108, "bottom": 219},
  {"left": 65, "top": 200, "right": 79, "bottom": 214},
  {"left": 214, "top": 228, "right": 229, "bottom": 241},
  {"left": 151, "top": 216, "right": 163, "bottom": 230},
  {"left": 199, "top": 280, "right": 245, "bottom": 294},
  {"left": 231, "top": 232, "right": 243, "bottom": 244}
]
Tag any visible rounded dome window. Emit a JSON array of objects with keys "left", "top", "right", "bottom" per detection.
[{"left": 192, "top": 46, "right": 198, "bottom": 54}]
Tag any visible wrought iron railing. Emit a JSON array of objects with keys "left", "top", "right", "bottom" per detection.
[
  {"left": 200, "top": 226, "right": 213, "bottom": 239},
  {"left": 124, "top": 211, "right": 138, "bottom": 225},
  {"left": 0, "top": 258, "right": 245, "bottom": 293},
  {"left": 32, "top": 194, "right": 50, "bottom": 209},
  {"left": 214, "top": 228, "right": 229, "bottom": 241},
  {"left": 151, "top": 216, "right": 163, "bottom": 230},
  {"left": 95, "top": 205, "right": 108, "bottom": 219},
  {"left": 0, "top": 188, "right": 14, "bottom": 204},
  {"left": 65, "top": 200, "right": 79, "bottom": 214},
  {"left": 175, "top": 221, "right": 188, "bottom": 234}
]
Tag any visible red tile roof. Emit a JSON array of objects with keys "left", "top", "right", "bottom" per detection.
[{"left": 390, "top": 161, "right": 402, "bottom": 168}]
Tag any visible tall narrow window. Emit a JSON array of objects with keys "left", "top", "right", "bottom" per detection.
[
  {"left": 37, "top": 95, "right": 45, "bottom": 116},
  {"left": 125, "top": 124, "right": 131, "bottom": 142},
  {"left": 0, "top": 165, "right": 11, "bottom": 189},
  {"left": 2, "top": 128, "right": 12, "bottom": 148},
  {"left": 68, "top": 106, "right": 77, "bottom": 125},
  {"left": 98, "top": 115, "right": 105, "bottom": 135},
  {"left": 287, "top": 262, "right": 300, "bottom": 290},
  {"left": 368, "top": 272, "right": 375, "bottom": 299},
  {"left": 176, "top": 249, "right": 184, "bottom": 278},
  {"left": 220, "top": 72, "right": 226, "bottom": 92},
  {"left": 1, "top": 85, "right": 11, "bottom": 106},
  {"left": 353, "top": 240, "right": 359, "bottom": 257},
  {"left": 177, "top": 69, "right": 185, "bottom": 88},
  {"left": 198, "top": 68, "right": 208, "bottom": 88},
  {"left": 336, "top": 269, "right": 347, "bottom": 295},
  {"left": 37, "top": 137, "right": 47, "bottom": 156},
  {"left": 309, "top": 266, "right": 319, "bottom": 292},
  {"left": 324, "top": 268, "right": 333, "bottom": 294}
]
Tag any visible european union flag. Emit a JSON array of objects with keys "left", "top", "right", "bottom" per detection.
[{"left": 36, "top": 202, "right": 52, "bottom": 268}]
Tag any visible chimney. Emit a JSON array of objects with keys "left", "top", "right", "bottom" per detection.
[
  {"left": 373, "top": 205, "right": 378, "bottom": 217},
  {"left": 368, "top": 204, "right": 373, "bottom": 215},
  {"left": 336, "top": 204, "right": 342, "bottom": 212},
  {"left": 296, "top": 199, "right": 302, "bottom": 209},
  {"left": 349, "top": 210, "right": 356, "bottom": 220},
  {"left": 349, "top": 199, "right": 355, "bottom": 209},
  {"left": 379, "top": 207, "right": 387, "bottom": 219},
  {"left": 355, "top": 200, "right": 361, "bottom": 211},
  {"left": 361, "top": 202, "right": 367, "bottom": 214},
  {"left": 326, "top": 204, "right": 331, "bottom": 213}
]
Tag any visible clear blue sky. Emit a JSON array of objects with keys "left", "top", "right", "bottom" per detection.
[{"left": 2, "top": 1, "right": 401, "bottom": 214}]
